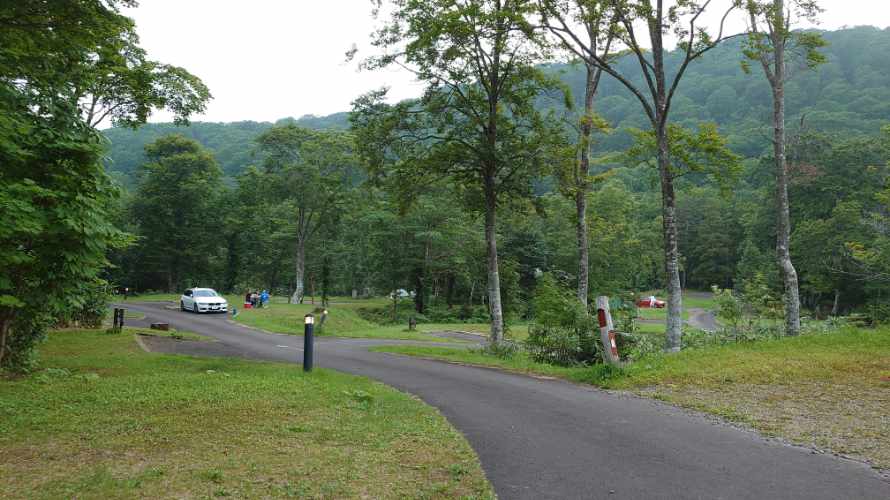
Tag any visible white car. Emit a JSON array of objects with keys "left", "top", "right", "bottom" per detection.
[{"left": 180, "top": 287, "right": 228, "bottom": 313}]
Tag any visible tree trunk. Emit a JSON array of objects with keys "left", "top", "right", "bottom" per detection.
[
  {"left": 658, "top": 132, "right": 684, "bottom": 352},
  {"left": 413, "top": 266, "right": 424, "bottom": 314},
  {"left": 831, "top": 289, "right": 840, "bottom": 316},
  {"left": 291, "top": 237, "right": 306, "bottom": 304},
  {"left": 321, "top": 256, "right": 330, "bottom": 307},
  {"left": 445, "top": 274, "right": 455, "bottom": 309},
  {"left": 0, "top": 315, "right": 11, "bottom": 368},
  {"left": 771, "top": 1, "right": 801, "bottom": 336},
  {"left": 484, "top": 181, "right": 505, "bottom": 343},
  {"left": 575, "top": 63, "right": 598, "bottom": 308},
  {"left": 309, "top": 275, "right": 315, "bottom": 305}
]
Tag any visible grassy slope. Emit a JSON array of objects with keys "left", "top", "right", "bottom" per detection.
[
  {"left": 0, "top": 330, "right": 493, "bottom": 499},
  {"left": 374, "top": 327, "right": 890, "bottom": 470}
]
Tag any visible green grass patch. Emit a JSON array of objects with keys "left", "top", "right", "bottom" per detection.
[
  {"left": 0, "top": 330, "right": 493, "bottom": 498},
  {"left": 636, "top": 307, "right": 690, "bottom": 321},
  {"left": 375, "top": 327, "right": 890, "bottom": 390},
  {"left": 416, "top": 322, "right": 530, "bottom": 341},
  {"left": 233, "top": 302, "right": 461, "bottom": 342},
  {"left": 635, "top": 322, "right": 667, "bottom": 334}
]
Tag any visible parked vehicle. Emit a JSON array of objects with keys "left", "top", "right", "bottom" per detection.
[
  {"left": 636, "top": 295, "right": 666, "bottom": 308},
  {"left": 180, "top": 288, "right": 228, "bottom": 313}
]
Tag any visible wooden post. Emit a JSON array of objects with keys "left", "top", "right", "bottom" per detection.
[{"left": 595, "top": 296, "right": 621, "bottom": 365}]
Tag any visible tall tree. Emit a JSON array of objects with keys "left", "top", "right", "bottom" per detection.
[
  {"left": 355, "top": 0, "right": 566, "bottom": 343},
  {"left": 539, "top": 0, "right": 740, "bottom": 351},
  {"left": 0, "top": 0, "right": 208, "bottom": 370},
  {"left": 540, "top": 1, "right": 617, "bottom": 306},
  {"left": 742, "top": 0, "right": 825, "bottom": 335},
  {"left": 255, "top": 125, "right": 353, "bottom": 303},
  {"left": 131, "top": 135, "right": 224, "bottom": 292}
]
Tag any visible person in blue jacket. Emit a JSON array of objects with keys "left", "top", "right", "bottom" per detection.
[{"left": 260, "top": 290, "right": 270, "bottom": 308}]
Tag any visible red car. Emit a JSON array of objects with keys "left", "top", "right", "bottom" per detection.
[{"left": 636, "top": 296, "right": 666, "bottom": 308}]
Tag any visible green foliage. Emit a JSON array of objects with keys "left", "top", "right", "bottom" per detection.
[
  {"left": 478, "top": 340, "right": 520, "bottom": 360},
  {"left": 0, "top": 0, "right": 210, "bottom": 371},
  {"left": 128, "top": 135, "right": 225, "bottom": 292},
  {"left": 67, "top": 282, "right": 111, "bottom": 329},
  {"left": 525, "top": 274, "right": 598, "bottom": 365},
  {"left": 99, "top": 27, "right": 890, "bottom": 188},
  {"left": 626, "top": 123, "right": 742, "bottom": 192},
  {"left": 710, "top": 281, "right": 785, "bottom": 342}
]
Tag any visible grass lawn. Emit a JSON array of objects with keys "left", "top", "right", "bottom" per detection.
[
  {"left": 636, "top": 307, "right": 690, "bottom": 321},
  {"left": 233, "top": 302, "right": 463, "bottom": 342},
  {"left": 0, "top": 329, "right": 493, "bottom": 499},
  {"left": 373, "top": 327, "right": 890, "bottom": 471},
  {"left": 123, "top": 293, "right": 460, "bottom": 342},
  {"left": 416, "top": 322, "right": 530, "bottom": 341}
]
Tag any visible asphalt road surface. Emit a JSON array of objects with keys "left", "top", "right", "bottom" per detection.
[{"left": 120, "top": 301, "right": 889, "bottom": 500}]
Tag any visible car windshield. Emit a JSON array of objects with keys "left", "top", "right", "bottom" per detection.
[{"left": 193, "top": 290, "right": 218, "bottom": 298}]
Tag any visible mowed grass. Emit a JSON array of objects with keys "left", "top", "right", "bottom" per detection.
[
  {"left": 374, "top": 327, "right": 890, "bottom": 470},
  {"left": 0, "top": 330, "right": 493, "bottom": 499},
  {"left": 416, "top": 322, "right": 530, "bottom": 340},
  {"left": 233, "top": 302, "right": 462, "bottom": 342}
]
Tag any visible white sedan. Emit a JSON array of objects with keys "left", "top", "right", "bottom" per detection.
[{"left": 180, "top": 288, "right": 228, "bottom": 313}]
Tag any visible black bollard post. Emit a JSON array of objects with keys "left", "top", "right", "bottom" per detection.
[
  {"left": 112, "top": 308, "right": 124, "bottom": 333},
  {"left": 303, "top": 314, "right": 314, "bottom": 372}
]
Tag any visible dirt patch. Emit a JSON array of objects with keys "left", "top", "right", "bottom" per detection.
[
  {"left": 638, "top": 380, "right": 890, "bottom": 472},
  {"left": 136, "top": 334, "right": 245, "bottom": 358}
]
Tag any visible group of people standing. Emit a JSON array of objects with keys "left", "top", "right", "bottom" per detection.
[{"left": 245, "top": 289, "right": 270, "bottom": 308}]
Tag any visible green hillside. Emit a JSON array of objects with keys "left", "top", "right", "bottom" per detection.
[{"left": 102, "top": 27, "right": 890, "bottom": 185}]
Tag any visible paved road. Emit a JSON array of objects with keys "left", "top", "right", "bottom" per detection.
[
  {"left": 120, "top": 302, "right": 889, "bottom": 500},
  {"left": 687, "top": 308, "right": 718, "bottom": 332}
]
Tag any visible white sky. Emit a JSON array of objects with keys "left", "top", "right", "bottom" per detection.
[{"left": 125, "top": 0, "right": 890, "bottom": 124}]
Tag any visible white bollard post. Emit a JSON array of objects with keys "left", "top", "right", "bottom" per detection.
[{"left": 595, "top": 296, "right": 621, "bottom": 366}]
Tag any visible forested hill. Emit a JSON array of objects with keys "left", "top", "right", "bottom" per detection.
[
  {"left": 103, "top": 26, "right": 890, "bottom": 184},
  {"left": 102, "top": 112, "right": 349, "bottom": 182}
]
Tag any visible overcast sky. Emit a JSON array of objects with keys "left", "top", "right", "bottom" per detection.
[{"left": 125, "top": 0, "right": 889, "bottom": 124}]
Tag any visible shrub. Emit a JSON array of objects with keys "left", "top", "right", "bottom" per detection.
[
  {"left": 524, "top": 274, "right": 599, "bottom": 366},
  {"left": 616, "top": 331, "right": 662, "bottom": 360},
  {"left": 479, "top": 339, "right": 519, "bottom": 359},
  {"left": 73, "top": 284, "right": 111, "bottom": 329}
]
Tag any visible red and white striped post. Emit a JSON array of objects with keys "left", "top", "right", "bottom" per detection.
[{"left": 595, "top": 296, "right": 621, "bottom": 366}]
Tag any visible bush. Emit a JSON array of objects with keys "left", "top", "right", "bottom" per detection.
[
  {"left": 50, "top": 281, "right": 110, "bottom": 329},
  {"left": 712, "top": 281, "right": 784, "bottom": 342},
  {"left": 73, "top": 284, "right": 111, "bottom": 329},
  {"left": 357, "top": 303, "right": 489, "bottom": 325},
  {"left": 615, "top": 331, "right": 661, "bottom": 361},
  {"left": 524, "top": 274, "right": 599, "bottom": 366},
  {"left": 478, "top": 340, "right": 519, "bottom": 359}
]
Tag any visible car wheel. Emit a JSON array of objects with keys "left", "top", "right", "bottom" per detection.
[{"left": 193, "top": 303, "right": 199, "bottom": 314}]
